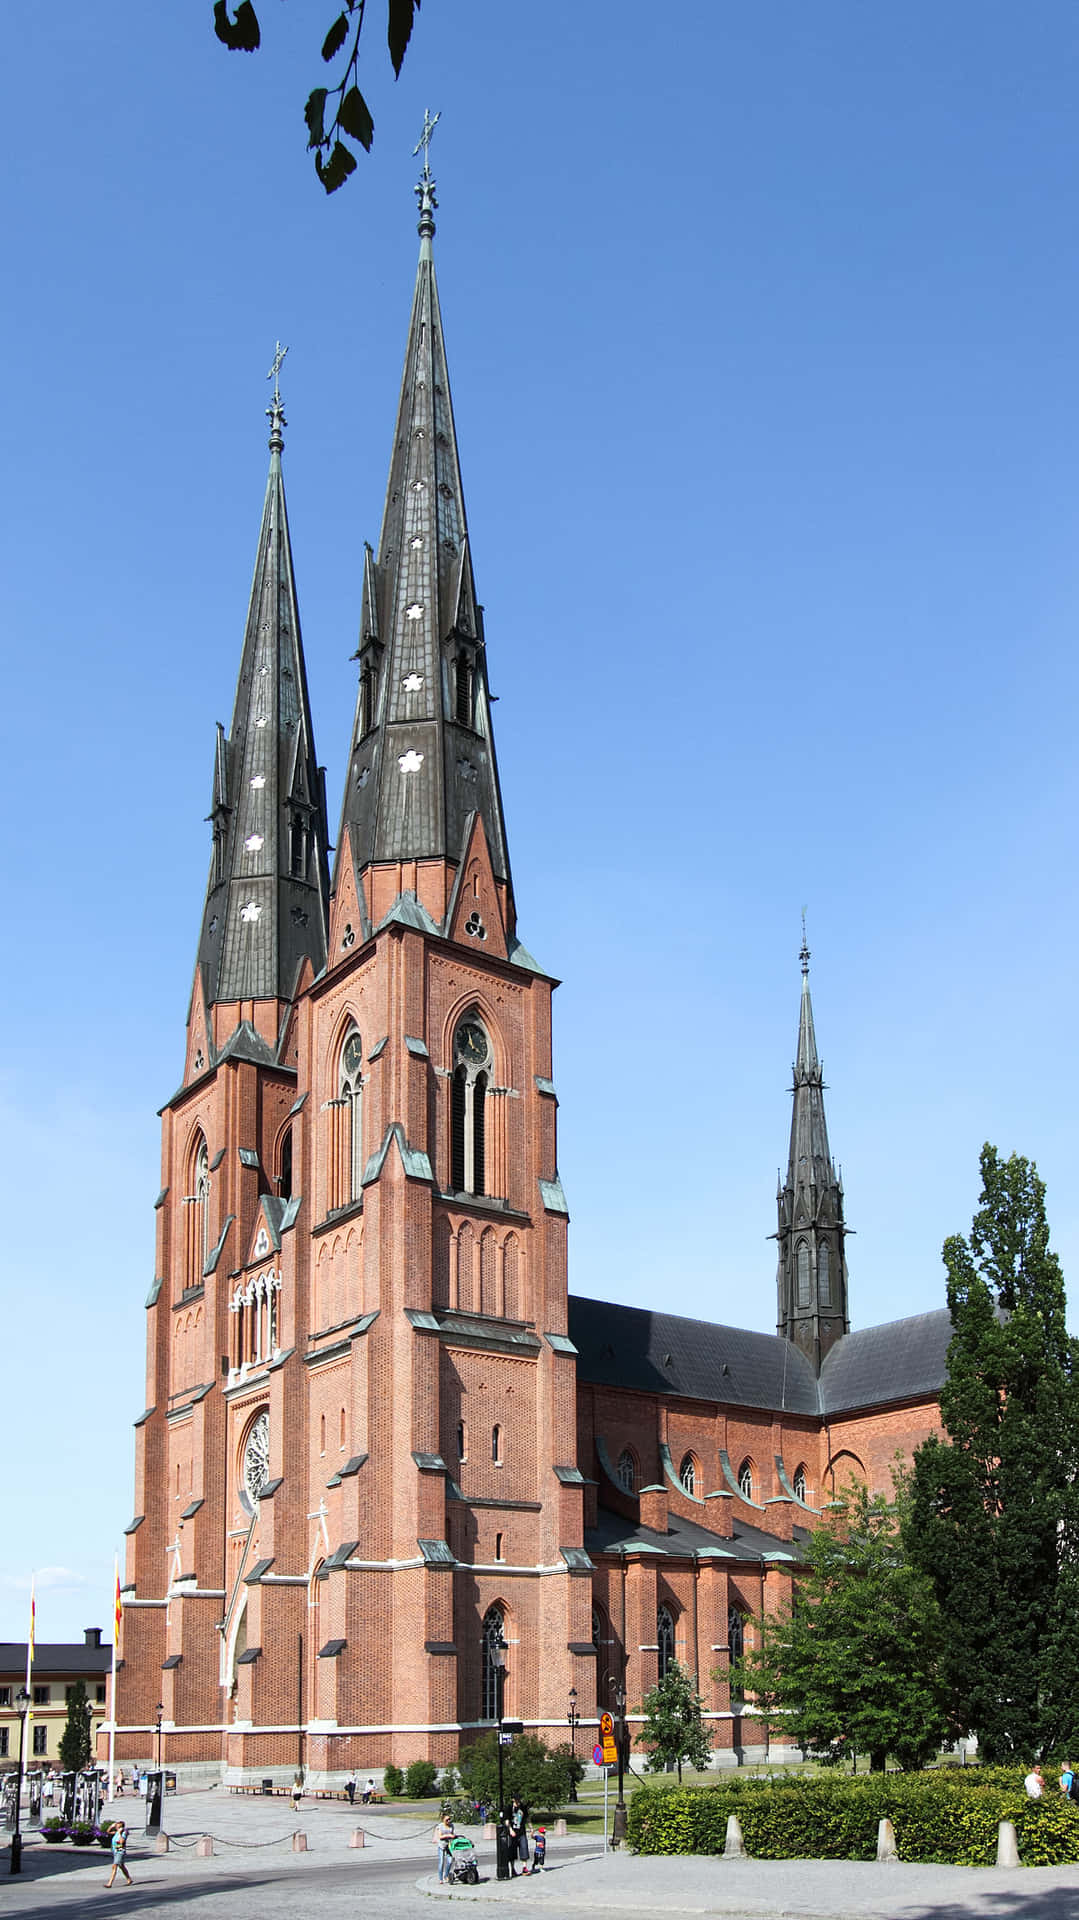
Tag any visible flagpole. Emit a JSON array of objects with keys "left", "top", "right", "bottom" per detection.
[
  {"left": 24, "top": 1575, "right": 35, "bottom": 1797},
  {"left": 108, "top": 1554, "right": 120, "bottom": 1802}
]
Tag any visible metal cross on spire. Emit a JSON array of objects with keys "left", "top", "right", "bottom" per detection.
[
  {"left": 413, "top": 108, "right": 441, "bottom": 236},
  {"left": 266, "top": 341, "right": 288, "bottom": 450},
  {"left": 800, "top": 907, "right": 810, "bottom": 975}
]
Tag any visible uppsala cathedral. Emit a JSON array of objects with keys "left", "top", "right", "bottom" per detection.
[{"left": 110, "top": 151, "right": 952, "bottom": 1781}]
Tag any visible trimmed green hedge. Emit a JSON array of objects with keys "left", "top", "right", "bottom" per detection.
[{"left": 626, "top": 1771, "right": 1079, "bottom": 1866}]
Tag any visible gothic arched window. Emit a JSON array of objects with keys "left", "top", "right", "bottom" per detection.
[
  {"left": 336, "top": 1027, "right": 364, "bottom": 1206},
  {"left": 492, "top": 1423, "right": 502, "bottom": 1465},
  {"left": 796, "top": 1241, "right": 811, "bottom": 1308},
  {"left": 451, "top": 1013, "right": 491, "bottom": 1195},
  {"left": 793, "top": 1464, "right": 808, "bottom": 1503},
  {"left": 738, "top": 1458, "right": 754, "bottom": 1501},
  {"left": 657, "top": 1605, "right": 675, "bottom": 1679},
  {"left": 360, "top": 659, "right": 379, "bottom": 737},
  {"left": 185, "top": 1135, "right": 211, "bottom": 1291},
  {"left": 679, "top": 1453, "right": 697, "bottom": 1496},
  {"left": 818, "top": 1244, "right": 831, "bottom": 1307},
  {"left": 728, "top": 1607, "right": 746, "bottom": 1705},
  {"left": 481, "top": 1604, "right": 506, "bottom": 1722},
  {"left": 617, "top": 1448, "right": 637, "bottom": 1493},
  {"left": 278, "top": 1126, "right": 293, "bottom": 1202}
]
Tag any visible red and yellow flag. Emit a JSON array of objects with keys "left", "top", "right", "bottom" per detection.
[{"left": 114, "top": 1562, "right": 123, "bottom": 1647}]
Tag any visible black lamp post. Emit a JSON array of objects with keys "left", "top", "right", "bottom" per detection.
[
  {"left": 566, "top": 1688, "right": 580, "bottom": 1802},
  {"left": 492, "top": 1633, "right": 507, "bottom": 1816},
  {"left": 9, "top": 1686, "right": 30, "bottom": 1874},
  {"left": 608, "top": 1674, "right": 628, "bottom": 1848},
  {"left": 155, "top": 1702, "right": 163, "bottom": 1774}
]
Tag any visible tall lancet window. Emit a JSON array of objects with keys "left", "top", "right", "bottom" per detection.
[
  {"left": 340, "top": 1029, "right": 364, "bottom": 1203},
  {"left": 796, "top": 1241, "right": 811, "bottom": 1309},
  {"left": 184, "top": 1135, "right": 211, "bottom": 1292},
  {"left": 451, "top": 1013, "right": 490, "bottom": 1196},
  {"left": 328, "top": 1028, "right": 364, "bottom": 1211},
  {"left": 818, "top": 1244, "right": 831, "bottom": 1307}
]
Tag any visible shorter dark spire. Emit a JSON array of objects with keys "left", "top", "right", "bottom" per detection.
[{"left": 775, "top": 935, "right": 850, "bottom": 1370}]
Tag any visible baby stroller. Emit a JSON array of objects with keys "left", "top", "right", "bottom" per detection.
[{"left": 447, "top": 1835, "right": 480, "bottom": 1885}]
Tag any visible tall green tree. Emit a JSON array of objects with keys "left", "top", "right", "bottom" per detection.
[
  {"left": 455, "top": 1732, "right": 573, "bottom": 1814},
  {"left": 637, "top": 1661, "right": 713, "bottom": 1781},
  {"left": 909, "top": 1144, "right": 1079, "bottom": 1760},
  {"left": 730, "top": 1480, "right": 951, "bottom": 1773},
  {"left": 58, "top": 1679, "right": 92, "bottom": 1774}
]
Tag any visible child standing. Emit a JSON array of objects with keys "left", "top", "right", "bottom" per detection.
[
  {"left": 104, "top": 1821, "right": 133, "bottom": 1889},
  {"left": 530, "top": 1826, "right": 546, "bottom": 1874}
]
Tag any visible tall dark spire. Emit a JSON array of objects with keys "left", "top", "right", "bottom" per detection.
[
  {"left": 334, "top": 133, "right": 514, "bottom": 936},
  {"left": 195, "top": 356, "right": 330, "bottom": 1018},
  {"left": 775, "top": 931, "right": 849, "bottom": 1369}
]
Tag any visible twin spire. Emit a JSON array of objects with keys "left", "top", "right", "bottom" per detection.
[
  {"left": 195, "top": 120, "right": 512, "bottom": 1031},
  {"left": 775, "top": 929, "right": 850, "bottom": 1369}
]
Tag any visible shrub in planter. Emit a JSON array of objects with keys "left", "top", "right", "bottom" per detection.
[
  {"left": 383, "top": 1764, "right": 404, "bottom": 1797},
  {"left": 95, "top": 1823, "right": 115, "bottom": 1848},
  {"left": 70, "top": 1821, "right": 96, "bottom": 1846},
  {"left": 42, "top": 1818, "right": 67, "bottom": 1843}
]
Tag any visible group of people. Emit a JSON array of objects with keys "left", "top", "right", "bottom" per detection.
[
  {"left": 434, "top": 1797, "right": 547, "bottom": 1884},
  {"left": 1023, "top": 1763, "right": 1079, "bottom": 1800},
  {"left": 344, "top": 1774, "right": 379, "bottom": 1805}
]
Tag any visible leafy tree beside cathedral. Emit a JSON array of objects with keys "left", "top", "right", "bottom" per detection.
[
  {"left": 729, "top": 1480, "right": 951, "bottom": 1772},
  {"left": 909, "top": 1145, "right": 1079, "bottom": 1761},
  {"left": 637, "top": 1662, "right": 714, "bottom": 1781}
]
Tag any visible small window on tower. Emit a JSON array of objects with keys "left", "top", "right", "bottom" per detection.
[
  {"left": 492, "top": 1423, "right": 502, "bottom": 1465},
  {"left": 796, "top": 1241, "right": 811, "bottom": 1309},
  {"left": 279, "top": 1127, "right": 293, "bottom": 1203},
  {"left": 818, "top": 1244, "right": 831, "bottom": 1307},
  {"left": 617, "top": 1448, "right": 637, "bottom": 1493},
  {"left": 495, "top": 1532, "right": 504, "bottom": 1561},
  {"left": 289, "top": 815, "right": 308, "bottom": 878},
  {"left": 457, "top": 1420, "right": 467, "bottom": 1461},
  {"left": 360, "top": 661, "right": 379, "bottom": 737},
  {"left": 455, "top": 651, "right": 474, "bottom": 727},
  {"left": 793, "top": 1464, "right": 808, "bottom": 1503}
]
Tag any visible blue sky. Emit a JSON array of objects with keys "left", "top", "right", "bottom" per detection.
[{"left": 4, "top": 3, "right": 1079, "bottom": 1639}]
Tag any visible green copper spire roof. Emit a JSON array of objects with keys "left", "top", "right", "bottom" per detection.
[
  {"left": 334, "top": 141, "right": 514, "bottom": 922},
  {"left": 196, "top": 355, "right": 330, "bottom": 1008}
]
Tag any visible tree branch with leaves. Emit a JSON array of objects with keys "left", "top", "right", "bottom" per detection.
[{"left": 213, "top": 0, "right": 422, "bottom": 192}]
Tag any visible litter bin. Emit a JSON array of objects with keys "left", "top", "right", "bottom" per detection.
[{"left": 495, "top": 1822, "right": 513, "bottom": 1882}]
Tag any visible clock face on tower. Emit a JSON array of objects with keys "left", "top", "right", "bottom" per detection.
[
  {"left": 342, "top": 1033, "right": 363, "bottom": 1079},
  {"left": 457, "top": 1020, "right": 488, "bottom": 1066}
]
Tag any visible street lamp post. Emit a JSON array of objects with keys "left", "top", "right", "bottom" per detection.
[
  {"left": 566, "top": 1688, "right": 580, "bottom": 1802},
  {"left": 9, "top": 1686, "right": 30, "bottom": 1874},
  {"left": 492, "top": 1633, "right": 507, "bottom": 1819},
  {"left": 155, "top": 1702, "right": 163, "bottom": 1775},
  {"left": 608, "top": 1674, "right": 628, "bottom": 1848}
]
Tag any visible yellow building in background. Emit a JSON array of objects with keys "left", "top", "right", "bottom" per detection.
[{"left": 0, "top": 1630, "right": 110, "bottom": 1769}]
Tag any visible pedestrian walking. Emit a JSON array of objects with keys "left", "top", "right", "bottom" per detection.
[
  {"left": 1025, "top": 1765, "right": 1045, "bottom": 1798},
  {"left": 290, "top": 1772, "right": 304, "bottom": 1811},
  {"left": 435, "top": 1811, "right": 455, "bottom": 1883},
  {"left": 104, "top": 1821, "right": 133, "bottom": 1889},
  {"left": 346, "top": 1770, "right": 357, "bottom": 1804}
]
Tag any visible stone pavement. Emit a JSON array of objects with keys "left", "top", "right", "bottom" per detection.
[{"left": 6, "top": 1786, "right": 1079, "bottom": 1919}]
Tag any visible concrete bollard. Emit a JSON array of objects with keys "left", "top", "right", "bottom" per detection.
[
  {"left": 723, "top": 1814, "right": 746, "bottom": 1859},
  {"left": 876, "top": 1817, "right": 897, "bottom": 1862},
  {"left": 349, "top": 1828, "right": 366, "bottom": 1848},
  {"left": 292, "top": 1831, "right": 308, "bottom": 1853},
  {"left": 154, "top": 1833, "right": 170, "bottom": 1854},
  {"left": 996, "top": 1820, "right": 1019, "bottom": 1868},
  {"left": 196, "top": 1835, "right": 213, "bottom": 1857},
  {"left": 554, "top": 1818, "right": 567, "bottom": 1837}
]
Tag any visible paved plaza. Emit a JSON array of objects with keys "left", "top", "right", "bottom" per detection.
[{"left": 5, "top": 1787, "right": 1079, "bottom": 1920}]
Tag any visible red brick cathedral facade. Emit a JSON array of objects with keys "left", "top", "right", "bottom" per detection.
[{"left": 112, "top": 172, "right": 948, "bottom": 1782}]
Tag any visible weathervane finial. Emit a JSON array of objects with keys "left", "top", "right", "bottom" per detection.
[
  {"left": 800, "top": 907, "right": 810, "bottom": 977},
  {"left": 266, "top": 341, "right": 288, "bottom": 451},
  {"left": 413, "top": 108, "right": 441, "bottom": 241}
]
